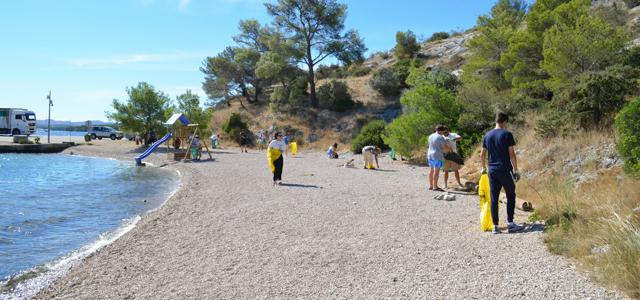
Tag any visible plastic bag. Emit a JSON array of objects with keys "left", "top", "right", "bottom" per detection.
[
  {"left": 290, "top": 142, "right": 298, "bottom": 156},
  {"left": 478, "top": 173, "right": 495, "bottom": 231}
]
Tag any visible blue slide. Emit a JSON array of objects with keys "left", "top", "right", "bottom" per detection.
[{"left": 135, "top": 133, "right": 172, "bottom": 166}]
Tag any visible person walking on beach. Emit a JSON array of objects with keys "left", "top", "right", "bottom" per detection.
[
  {"left": 268, "top": 132, "right": 287, "bottom": 185},
  {"left": 443, "top": 128, "right": 464, "bottom": 189},
  {"left": 257, "top": 130, "right": 266, "bottom": 152},
  {"left": 480, "top": 112, "right": 523, "bottom": 234},
  {"left": 427, "top": 125, "right": 449, "bottom": 192}
]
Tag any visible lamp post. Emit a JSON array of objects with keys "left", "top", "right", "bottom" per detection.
[{"left": 47, "top": 91, "right": 52, "bottom": 144}]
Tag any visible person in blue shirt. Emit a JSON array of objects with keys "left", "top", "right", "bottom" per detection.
[{"left": 480, "top": 112, "right": 523, "bottom": 234}]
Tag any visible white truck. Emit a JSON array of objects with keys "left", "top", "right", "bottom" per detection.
[{"left": 0, "top": 108, "right": 37, "bottom": 136}]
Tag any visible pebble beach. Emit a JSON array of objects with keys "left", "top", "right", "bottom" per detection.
[{"left": 18, "top": 139, "right": 626, "bottom": 299}]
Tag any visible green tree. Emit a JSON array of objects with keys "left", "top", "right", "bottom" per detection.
[
  {"left": 542, "top": 14, "right": 629, "bottom": 90},
  {"left": 107, "top": 82, "right": 174, "bottom": 141},
  {"left": 394, "top": 30, "right": 421, "bottom": 60},
  {"left": 265, "top": 0, "right": 364, "bottom": 107},
  {"left": 616, "top": 97, "right": 640, "bottom": 177},
  {"left": 553, "top": 65, "right": 638, "bottom": 127},
  {"left": 336, "top": 30, "right": 368, "bottom": 66},
  {"left": 463, "top": 0, "right": 528, "bottom": 91},
  {"left": 383, "top": 112, "right": 439, "bottom": 158},
  {"left": 176, "top": 90, "right": 213, "bottom": 136}
]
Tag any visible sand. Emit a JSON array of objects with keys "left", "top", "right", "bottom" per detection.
[{"left": 16, "top": 140, "right": 626, "bottom": 299}]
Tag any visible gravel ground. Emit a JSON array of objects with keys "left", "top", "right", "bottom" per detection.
[{"left": 33, "top": 142, "right": 626, "bottom": 299}]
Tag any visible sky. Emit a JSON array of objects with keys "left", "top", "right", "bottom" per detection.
[{"left": 0, "top": 0, "right": 496, "bottom": 122}]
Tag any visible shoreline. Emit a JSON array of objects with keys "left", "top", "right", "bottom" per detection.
[
  {"left": 0, "top": 144, "right": 184, "bottom": 299},
  {"left": 8, "top": 138, "right": 627, "bottom": 299}
]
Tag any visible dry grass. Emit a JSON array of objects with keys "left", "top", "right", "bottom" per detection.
[{"left": 461, "top": 113, "right": 640, "bottom": 298}]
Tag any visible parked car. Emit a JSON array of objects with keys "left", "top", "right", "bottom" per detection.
[
  {"left": 124, "top": 132, "right": 137, "bottom": 141},
  {"left": 88, "top": 126, "right": 123, "bottom": 140}
]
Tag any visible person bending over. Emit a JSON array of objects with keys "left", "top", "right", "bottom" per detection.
[
  {"left": 362, "top": 145, "right": 380, "bottom": 169},
  {"left": 327, "top": 143, "right": 339, "bottom": 159}
]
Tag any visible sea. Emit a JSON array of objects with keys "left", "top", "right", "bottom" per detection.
[
  {"left": 0, "top": 153, "right": 180, "bottom": 299},
  {"left": 34, "top": 128, "right": 85, "bottom": 137}
]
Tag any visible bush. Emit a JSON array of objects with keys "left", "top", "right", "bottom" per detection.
[
  {"left": 427, "top": 31, "right": 450, "bottom": 42},
  {"left": 383, "top": 112, "right": 439, "bottom": 158},
  {"left": 395, "top": 30, "right": 421, "bottom": 59},
  {"left": 317, "top": 80, "right": 355, "bottom": 112},
  {"left": 400, "top": 84, "right": 460, "bottom": 124},
  {"left": 369, "top": 67, "right": 403, "bottom": 97},
  {"left": 615, "top": 97, "right": 640, "bottom": 177},
  {"left": 221, "top": 113, "right": 248, "bottom": 143},
  {"left": 406, "top": 65, "right": 459, "bottom": 91},
  {"left": 351, "top": 120, "right": 388, "bottom": 154},
  {"left": 347, "top": 64, "right": 371, "bottom": 77},
  {"left": 316, "top": 64, "right": 347, "bottom": 80}
]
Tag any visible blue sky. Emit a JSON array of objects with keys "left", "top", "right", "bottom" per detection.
[{"left": 0, "top": 0, "right": 496, "bottom": 121}]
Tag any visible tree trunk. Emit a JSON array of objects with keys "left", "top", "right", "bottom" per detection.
[
  {"left": 308, "top": 63, "right": 317, "bottom": 107},
  {"left": 306, "top": 42, "right": 318, "bottom": 107}
]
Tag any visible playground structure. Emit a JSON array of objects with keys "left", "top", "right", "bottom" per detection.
[{"left": 135, "top": 114, "right": 212, "bottom": 166}]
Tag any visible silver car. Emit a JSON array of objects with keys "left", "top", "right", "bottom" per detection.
[{"left": 88, "top": 126, "right": 123, "bottom": 140}]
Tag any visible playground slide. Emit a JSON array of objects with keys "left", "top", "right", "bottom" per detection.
[{"left": 135, "top": 132, "right": 172, "bottom": 166}]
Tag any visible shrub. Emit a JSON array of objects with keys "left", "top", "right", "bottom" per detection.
[
  {"left": 221, "top": 113, "right": 248, "bottom": 143},
  {"left": 400, "top": 84, "right": 460, "bottom": 125},
  {"left": 395, "top": 30, "right": 421, "bottom": 59},
  {"left": 316, "top": 64, "right": 347, "bottom": 80},
  {"left": 406, "top": 65, "right": 459, "bottom": 91},
  {"left": 427, "top": 31, "right": 450, "bottom": 42},
  {"left": 615, "top": 97, "right": 640, "bottom": 177},
  {"left": 369, "top": 67, "right": 403, "bottom": 97},
  {"left": 383, "top": 112, "right": 439, "bottom": 158},
  {"left": 347, "top": 64, "right": 371, "bottom": 77},
  {"left": 317, "top": 80, "right": 355, "bottom": 112},
  {"left": 351, "top": 120, "right": 388, "bottom": 154}
]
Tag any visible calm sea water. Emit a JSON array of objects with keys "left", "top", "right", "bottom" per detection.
[
  {"left": 34, "top": 128, "right": 85, "bottom": 137},
  {"left": 0, "top": 154, "right": 179, "bottom": 298}
]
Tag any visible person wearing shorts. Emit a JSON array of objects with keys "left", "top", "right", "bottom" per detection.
[
  {"left": 427, "top": 125, "right": 449, "bottom": 191},
  {"left": 442, "top": 128, "right": 463, "bottom": 189},
  {"left": 362, "top": 145, "right": 380, "bottom": 169}
]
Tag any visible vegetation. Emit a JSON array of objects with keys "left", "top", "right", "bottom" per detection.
[
  {"left": 107, "top": 82, "right": 174, "bottom": 140},
  {"left": 351, "top": 120, "right": 387, "bottom": 154},
  {"left": 176, "top": 90, "right": 213, "bottom": 136},
  {"left": 426, "top": 31, "right": 450, "bottom": 42},
  {"left": 616, "top": 98, "right": 640, "bottom": 178},
  {"left": 317, "top": 80, "right": 355, "bottom": 112},
  {"left": 369, "top": 67, "right": 403, "bottom": 97},
  {"left": 221, "top": 113, "right": 249, "bottom": 144},
  {"left": 394, "top": 30, "right": 421, "bottom": 59},
  {"left": 265, "top": 0, "right": 366, "bottom": 107}
]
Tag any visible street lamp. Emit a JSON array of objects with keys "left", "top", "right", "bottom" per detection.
[{"left": 47, "top": 91, "right": 53, "bottom": 144}]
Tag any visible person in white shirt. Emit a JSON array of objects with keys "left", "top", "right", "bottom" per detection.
[
  {"left": 442, "top": 128, "right": 463, "bottom": 189},
  {"left": 362, "top": 145, "right": 380, "bottom": 169},
  {"left": 268, "top": 132, "right": 287, "bottom": 185}
]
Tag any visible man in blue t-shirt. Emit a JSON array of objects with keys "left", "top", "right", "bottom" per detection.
[{"left": 480, "top": 112, "right": 523, "bottom": 234}]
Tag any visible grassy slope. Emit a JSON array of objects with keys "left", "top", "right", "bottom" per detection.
[{"left": 461, "top": 115, "right": 640, "bottom": 298}]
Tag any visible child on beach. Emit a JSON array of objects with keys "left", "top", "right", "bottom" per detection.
[
  {"left": 191, "top": 135, "right": 202, "bottom": 161},
  {"left": 327, "top": 143, "right": 339, "bottom": 159}
]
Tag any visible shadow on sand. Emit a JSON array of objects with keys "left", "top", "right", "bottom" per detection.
[{"left": 279, "top": 183, "right": 322, "bottom": 189}]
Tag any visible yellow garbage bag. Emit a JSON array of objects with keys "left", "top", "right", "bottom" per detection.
[
  {"left": 290, "top": 142, "right": 298, "bottom": 156},
  {"left": 267, "top": 147, "right": 282, "bottom": 174},
  {"left": 478, "top": 173, "right": 496, "bottom": 231}
]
